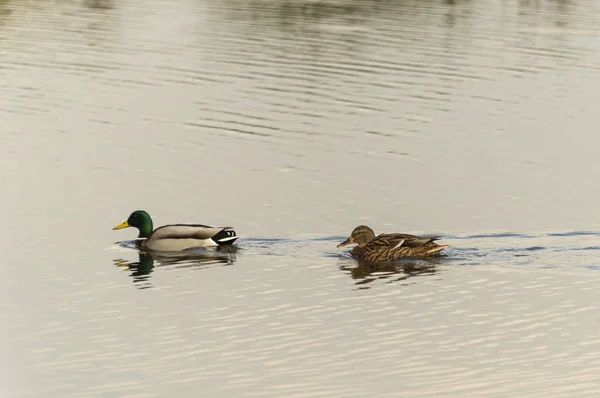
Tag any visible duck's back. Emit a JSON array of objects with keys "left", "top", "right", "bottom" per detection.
[
  {"left": 145, "top": 224, "right": 238, "bottom": 251},
  {"left": 352, "top": 233, "right": 446, "bottom": 261}
]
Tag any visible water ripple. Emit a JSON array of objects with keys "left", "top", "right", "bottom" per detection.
[{"left": 5, "top": 0, "right": 600, "bottom": 396}]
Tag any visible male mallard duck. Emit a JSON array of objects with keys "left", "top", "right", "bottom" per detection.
[
  {"left": 113, "top": 210, "right": 238, "bottom": 251},
  {"left": 337, "top": 225, "right": 448, "bottom": 261}
]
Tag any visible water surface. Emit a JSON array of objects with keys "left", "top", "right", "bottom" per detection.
[{"left": 4, "top": 0, "right": 600, "bottom": 396}]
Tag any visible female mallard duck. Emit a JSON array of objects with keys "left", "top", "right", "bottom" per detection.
[
  {"left": 113, "top": 210, "right": 238, "bottom": 251},
  {"left": 337, "top": 225, "right": 448, "bottom": 261}
]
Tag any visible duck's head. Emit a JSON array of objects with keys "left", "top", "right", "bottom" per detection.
[
  {"left": 337, "top": 225, "right": 376, "bottom": 248},
  {"left": 113, "top": 210, "right": 153, "bottom": 238}
]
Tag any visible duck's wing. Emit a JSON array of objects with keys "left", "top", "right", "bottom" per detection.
[
  {"left": 151, "top": 224, "right": 238, "bottom": 243},
  {"left": 376, "top": 233, "right": 441, "bottom": 249}
]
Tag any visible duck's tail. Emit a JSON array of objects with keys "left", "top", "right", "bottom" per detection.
[
  {"left": 426, "top": 245, "right": 448, "bottom": 255},
  {"left": 212, "top": 228, "right": 239, "bottom": 245}
]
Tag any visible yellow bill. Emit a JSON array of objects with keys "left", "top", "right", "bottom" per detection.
[{"left": 113, "top": 220, "right": 130, "bottom": 230}]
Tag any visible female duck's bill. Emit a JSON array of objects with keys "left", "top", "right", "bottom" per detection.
[{"left": 337, "top": 238, "right": 351, "bottom": 247}]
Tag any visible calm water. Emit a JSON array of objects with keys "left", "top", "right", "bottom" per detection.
[{"left": 4, "top": 0, "right": 600, "bottom": 396}]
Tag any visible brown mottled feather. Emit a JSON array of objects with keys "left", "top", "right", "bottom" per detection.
[{"left": 340, "top": 226, "right": 448, "bottom": 262}]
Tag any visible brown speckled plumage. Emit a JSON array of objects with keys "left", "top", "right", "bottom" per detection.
[{"left": 338, "top": 225, "right": 448, "bottom": 262}]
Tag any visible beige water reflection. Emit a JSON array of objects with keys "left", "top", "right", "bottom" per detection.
[{"left": 4, "top": 0, "right": 600, "bottom": 396}]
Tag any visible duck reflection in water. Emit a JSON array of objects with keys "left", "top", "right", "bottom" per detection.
[
  {"left": 337, "top": 255, "right": 442, "bottom": 289},
  {"left": 114, "top": 246, "right": 238, "bottom": 289}
]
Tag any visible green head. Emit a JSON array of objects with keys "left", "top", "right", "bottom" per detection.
[{"left": 113, "top": 210, "right": 154, "bottom": 238}]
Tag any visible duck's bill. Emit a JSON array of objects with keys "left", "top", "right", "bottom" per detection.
[
  {"left": 113, "top": 221, "right": 130, "bottom": 230},
  {"left": 337, "top": 238, "right": 351, "bottom": 248}
]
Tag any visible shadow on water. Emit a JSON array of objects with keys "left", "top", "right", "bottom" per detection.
[
  {"left": 337, "top": 255, "right": 444, "bottom": 289},
  {"left": 208, "top": 0, "right": 482, "bottom": 31},
  {"left": 207, "top": 0, "right": 460, "bottom": 37},
  {"left": 0, "top": 0, "right": 12, "bottom": 24},
  {"left": 83, "top": 0, "right": 114, "bottom": 10},
  {"left": 217, "top": 0, "right": 379, "bottom": 18},
  {"left": 114, "top": 245, "right": 238, "bottom": 289}
]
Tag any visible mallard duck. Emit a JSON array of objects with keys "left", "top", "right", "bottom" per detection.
[
  {"left": 337, "top": 225, "right": 448, "bottom": 261},
  {"left": 113, "top": 210, "right": 238, "bottom": 251}
]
